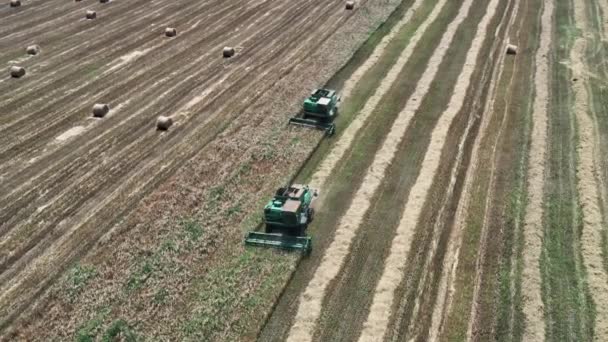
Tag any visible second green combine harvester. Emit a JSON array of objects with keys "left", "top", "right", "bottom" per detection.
[
  {"left": 289, "top": 88, "right": 340, "bottom": 136},
  {"left": 245, "top": 89, "right": 338, "bottom": 254},
  {"left": 245, "top": 184, "right": 317, "bottom": 255}
]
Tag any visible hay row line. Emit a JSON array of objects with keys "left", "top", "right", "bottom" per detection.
[
  {"left": 285, "top": 0, "right": 486, "bottom": 339},
  {"left": 360, "top": 0, "right": 503, "bottom": 337},
  {"left": 520, "top": 0, "right": 553, "bottom": 339},
  {"left": 310, "top": 0, "right": 427, "bottom": 191}
]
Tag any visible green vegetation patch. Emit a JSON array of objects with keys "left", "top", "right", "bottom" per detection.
[
  {"left": 66, "top": 263, "right": 98, "bottom": 302},
  {"left": 540, "top": 0, "right": 595, "bottom": 340},
  {"left": 179, "top": 249, "right": 294, "bottom": 341}
]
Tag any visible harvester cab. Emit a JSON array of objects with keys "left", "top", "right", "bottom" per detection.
[
  {"left": 245, "top": 184, "right": 317, "bottom": 254},
  {"left": 289, "top": 88, "right": 340, "bottom": 136}
]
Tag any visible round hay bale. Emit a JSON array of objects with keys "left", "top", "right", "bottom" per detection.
[
  {"left": 156, "top": 116, "right": 173, "bottom": 130},
  {"left": 165, "top": 27, "right": 177, "bottom": 37},
  {"left": 9, "top": 66, "right": 25, "bottom": 78},
  {"left": 86, "top": 10, "right": 96, "bottom": 19},
  {"left": 223, "top": 46, "right": 235, "bottom": 58},
  {"left": 345, "top": 1, "right": 355, "bottom": 9},
  {"left": 506, "top": 44, "right": 518, "bottom": 55},
  {"left": 92, "top": 103, "right": 110, "bottom": 118},
  {"left": 9, "top": 0, "right": 20, "bottom": 7},
  {"left": 26, "top": 45, "right": 40, "bottom": 55}
]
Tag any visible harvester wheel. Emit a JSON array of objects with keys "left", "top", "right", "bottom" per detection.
[{"left": 307, "top": 207, "right": 314, "bottom": 223}]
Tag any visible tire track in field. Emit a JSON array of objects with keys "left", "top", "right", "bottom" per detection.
[
  {"left": 286, "top": 0, "right": 477, "bottom": 339},
  {"left": 409, "top": 0, "right": 520, "bottom": 338},
  {"left": 428, "top": 0, "right": 524, "bottom": 335},
  {"left": 0, "top": 0, "right": 355, "bottom": 329},
  {"left": 358, "top": 0, "right": 501, "bottom": 338},
  {"left": 462, "top": 0, "right": 521, "bottom": 337},
  {"left": 0, "top": 0, "right": 289, "bottom": 203},
  {"left": 0, "top": 0, "right": 204, "bottom": 102},
  {"left": 0, "top": 0, "right": 78, "bottom": 36},
  {"left": 0, "top": 0, "right": 251, "bottom": 140},
  {"left": 0, "top": 0, "right": 269, "bottom": 181},
  {"left": 521, "top": 0, "right": 553, "bottom": 340},
  {"left": 3, "top": 0, "right": 290, "bottom": 240},
  {"left": 310, "top": 0, "right": 427, "bottom": 194},
  {"left": 0, "top": 0, "right": 287, "bottom": 263},
  {"left": 0, "top": 0, "right": 341, "bottom": 277},
  {"left": 571, "top": 0, "right": 608, "bottom": 338},
  {"left": 0, "top": 0, "right": 240, "bottom": 102}
]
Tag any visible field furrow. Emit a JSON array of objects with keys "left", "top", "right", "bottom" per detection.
[{"left": 3, "top": 0, "right": 606, "bottom": 339}]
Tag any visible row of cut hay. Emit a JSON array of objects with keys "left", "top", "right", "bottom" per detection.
[
  {"left": 359, "top": 0, "right": 502, "bottom": 338},
  {"left": 286, "top": 0, "right": 471, "bottom": 339},
  {"left": 519, "top": 0, "right": 553, "bottom": 340}
]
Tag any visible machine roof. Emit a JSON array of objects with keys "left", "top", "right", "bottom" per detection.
[{"left": 283, "top": 199, "right": 301, "bottom": 213}]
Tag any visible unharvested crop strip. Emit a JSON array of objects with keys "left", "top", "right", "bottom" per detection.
[
  {"left": 286, "top": 0, "right": 480, "bottom": 339},
  {"left": 358, "top": 0, "right": 502, "bottom": 338},
  {"left": 462, "top": 0, "right": 521, "bottom": 337},
  {"left": 521, "top": 0, "right": 553, "bottom": 340},
  {"left": 572, "top": 0, "right": 608, "bottom": 338},
  {"left": 421, "top": 0, "right": 521, "bottom": 337}
]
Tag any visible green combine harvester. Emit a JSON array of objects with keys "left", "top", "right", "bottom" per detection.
[
  {"left": 245, "top": 184, "right": 317, "bottom": 255},
  {"left": 289, "top": 88, "right": 340, "bottom": 136}
]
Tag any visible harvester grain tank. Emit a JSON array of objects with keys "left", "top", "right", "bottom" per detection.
[
  {"left": 245, "top": 184, "right": 317, "bottom": 254},
  {"left": 289, "top": 88, "right": 340, "bottom": 136}
]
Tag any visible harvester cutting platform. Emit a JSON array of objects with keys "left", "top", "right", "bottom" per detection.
[
  {"left": 245, "top": 184, "right": 317, "bottom": 254},
  {"left": 289, "top": 88, "right": 340, "bottom": 136}
]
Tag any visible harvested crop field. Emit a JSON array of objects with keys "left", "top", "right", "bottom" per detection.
[{"left": 2, "top": 0, "right": 608, "bottom": 340}]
